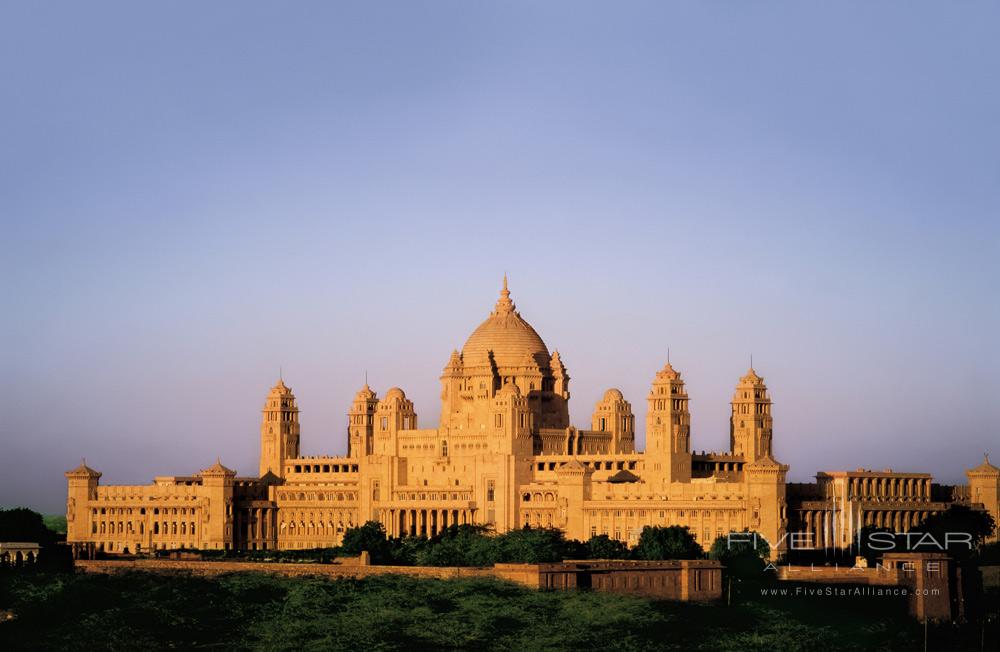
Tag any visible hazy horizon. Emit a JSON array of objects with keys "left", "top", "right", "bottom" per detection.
[{"left": 2, "top": 2, "right": 998, "bottom": 513}]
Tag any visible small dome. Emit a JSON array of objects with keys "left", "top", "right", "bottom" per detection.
[
  {"left": 384, "top": 387, "right": 406, "bottom": 401},
  {"left": 603, "top": 388, "right": 624, "bottom": 401},
  {"left": 497, "top": 382, "right": 522, "bottom": 398}
]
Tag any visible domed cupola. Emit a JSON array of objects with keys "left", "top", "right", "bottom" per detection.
[
  {"left": 440, "top": 278, "right": 571, "bottom": 433},
  {"left": 461, "top": 276, "right": 550, "bottom": 371}
]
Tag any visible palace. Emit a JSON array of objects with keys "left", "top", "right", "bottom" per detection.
[{"left": 65, "top": 280, "right": 1000, "bottom": 558}]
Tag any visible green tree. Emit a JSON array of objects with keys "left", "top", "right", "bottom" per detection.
[
  {"left": 414, "top": 524, "right": 495, "bottom": 566},
  {"left": 708, "top": 529, "right": 769, "bottom": 577},
  {"left": 340, "top": 521, "right": 395, "bottom": 563},
  {"left": 0, "top": 508, "right": 57, "bottom": 546},
  {"left": 495, "top": 526, "right": 574, "bottom": 563},
  {"left": 632, "top": 525, "right": 703, "bottom": 560},
  {"left": 909, "top": 504, "right": 996, "bottom": 560},
  {"left": 708, "top": 529, "right": 770, "bottom": 560},
  {"left": 584, "top": 534, "right": 630, "bottom": 560}
]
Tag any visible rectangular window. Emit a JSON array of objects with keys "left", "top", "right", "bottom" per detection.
[{"left": 487, "top": 480, "right": 495, "bottom": 502}]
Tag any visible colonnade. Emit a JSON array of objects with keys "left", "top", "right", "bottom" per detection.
[
  {"left": 858, "top": 509, "right": 935, "bottom": 531},
  {"left": 848, "top": 477, "right": 931, "bottom": 501},
  {"left": 0, "top": 549, "right": 38, "bottom": 567},
  {"left": 798, "top": 508, "right": 937, "bottom": 549},
  {"left": 236, "top": 506, "right": 276, "bottom": 550},
  {"left": 386, "top": 507, "right": 476, "bottom": 537}
]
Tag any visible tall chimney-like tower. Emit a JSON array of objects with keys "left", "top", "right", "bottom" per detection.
[
  {"left": 730, "top": 368, "right": 773, "bottom": 463},
  {"left": 259, "top": 378, "right": 300, "bottom": 477}
]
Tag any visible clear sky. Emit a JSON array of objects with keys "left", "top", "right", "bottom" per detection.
[{"left": 2, "top": 2, "right": 998, "bottom": 513}]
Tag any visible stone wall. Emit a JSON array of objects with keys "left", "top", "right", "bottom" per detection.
[
  {"left": 76, "top": 559, "right": 492, "bottom": 580},
  {"left": 74, "top": 557, "right": 723, "bottom": 601},
  {"left": 494, "top": 559, "right": 723, "bottom": 600},
  {"left": 776, "top": 564, "right": 903, "bottom": 585},
  {"left": 776, "top": 553, "right": 956, "bottom": 621}
]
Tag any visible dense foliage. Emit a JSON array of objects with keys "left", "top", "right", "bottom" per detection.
[
  {"left": 909, "top": 504, "right": 997, "bottom": 559},
  {"left": 0, "top": 509, "right": 58, "bottom": 546},
  {"left": 334, "top": 522, "right": 708, "bottom": 566},
  {"left": 0, "top": 570, "right": 953, "bottom": 651},
  {"left": 632, "top": 526, "right": 703, "bottom": 560},
  {"left": 708, "top": 529, "right": 770, "bottom": 578}
]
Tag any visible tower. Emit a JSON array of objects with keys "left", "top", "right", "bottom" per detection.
[
  {"left": 348, "top": 384, "right": 379, "bottom": 458},
  {"left": 548, "top": 350, "right": 571, "bottom": 427},
  {"left": 730, "top": 368, "right": 773, "bottom": 463},
  {"left": 491, "top": 382, "right": 533, "bottom": 456},
  {"left": 200, "top": 459, "right": 236, "bottom": 550},
  {"left": 744, "top": 455, "right": 789, "bottom": 558},
  {"left": 65, "top": 461, "right": 101, "bottom": 550},
  {"left": 967, "top": 454, "right": 1000, "bottom": 543},
  {"left": 259, "top": 378, "right": 300, "bottom": 477},
  {"left": 374, "top": 387, "right": 416, "bottom": 456},
  {"left": 645, "top": 362, "right": 691, "bottom": 483},
  {"left": 439, "top": 349, "right": 465, "bottom": 424},
  {"left": 592, "top": 388, "right": 635, "bottom": 454}
]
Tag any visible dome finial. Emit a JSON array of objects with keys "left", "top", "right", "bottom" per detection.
[{"left": 494, "top": 274, "right": 515, "bottom": 314}]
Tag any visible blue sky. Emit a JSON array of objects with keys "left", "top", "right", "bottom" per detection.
[{"left": 1, "top": 2, "right": 998, "bottom": 512}]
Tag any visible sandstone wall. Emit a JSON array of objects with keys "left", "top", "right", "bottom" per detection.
[{"left": 76, "top": 559, "right": 492, "bottom": 580}]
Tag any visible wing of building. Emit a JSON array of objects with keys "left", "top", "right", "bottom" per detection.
[{"left": 65, "top": 280, "right": 1000, "bottom": 558}]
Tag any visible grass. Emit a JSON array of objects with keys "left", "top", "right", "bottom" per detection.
[
  {"left": 41, "top": 515, "right": 66, "bottom": 537},
  {"left": 0, "top": 570, "right": 992, "bottom": 651}
]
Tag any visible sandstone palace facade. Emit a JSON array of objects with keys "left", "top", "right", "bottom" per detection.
[{"left": 65, "top": 281, "right": 1000, "bottom": 557}]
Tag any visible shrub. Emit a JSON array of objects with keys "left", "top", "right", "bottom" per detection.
[
  {"left": 632, "top": 526, "right": 703, "bottom": 560},
  {"left": 583, "top": 534, "right": 630, "bottom": 560}
]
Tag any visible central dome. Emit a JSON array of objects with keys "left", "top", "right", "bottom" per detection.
[{"left": 462, "top": 278, "right": 549, "bottom": 369}]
